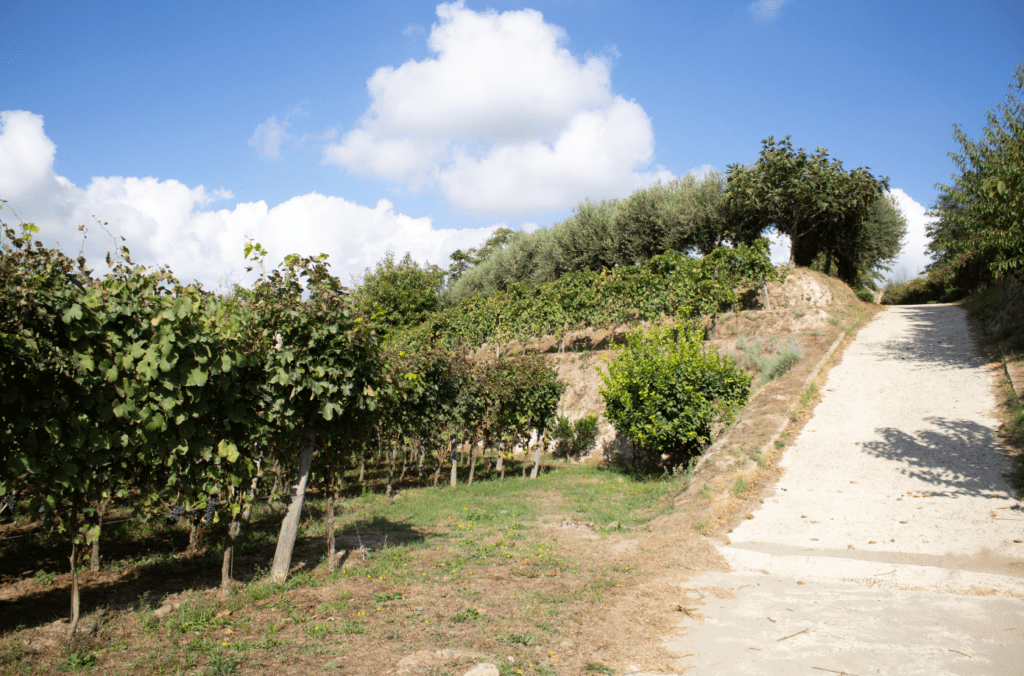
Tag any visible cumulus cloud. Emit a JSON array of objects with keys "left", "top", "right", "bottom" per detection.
[
  {"left": 324, "top": 1, "right": 671, "bottom": 216},
  {"left": 887, "top": 188, "right": 935, "bottom": 280},
  {"left": 749, "top": 0, "right": 793, "bottom": 23},
  {"left": 1, "top": 110, "right": 495, "bottom": 288}
]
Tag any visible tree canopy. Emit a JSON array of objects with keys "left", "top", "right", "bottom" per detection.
[
  {"left": 930, "top": 63, "right": 1024, "bottom": 280},
  {"left": 724, "top": 136, "right": 897, "bottom": 286}
]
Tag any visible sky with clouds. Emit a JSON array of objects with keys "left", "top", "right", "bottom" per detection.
[{"left": 2, "top": 0, "right": 1022, "bottom": 287}]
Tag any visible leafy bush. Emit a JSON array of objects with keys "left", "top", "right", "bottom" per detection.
[
  {"left": 599, "top": 324, "right": 751, "bottom": 472},
  {"left": 550, "top": 414, "right": 600, "bottom": 457},
  {"left": 856, "top": 288, "right": 875, "bottom": 303}
]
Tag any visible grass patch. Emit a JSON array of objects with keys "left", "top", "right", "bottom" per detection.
[
  {"left": 733, "top": 335, "right": 805, "bottom": 387},
  {"left": 0, "top": 462, "right": 682, "bottom": 674}
]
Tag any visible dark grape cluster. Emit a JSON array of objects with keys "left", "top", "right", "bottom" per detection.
[
  {"left": 0, "top": 495, "right": 16, "bottom": 515},
  {"left": 166, "top": 504, "right": 187, "bottom": 524},
  {"left": 203, "top": 499, "right": 217, "bottom": 526}
]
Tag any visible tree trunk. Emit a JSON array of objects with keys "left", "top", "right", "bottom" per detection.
[
  {"left": 449, "top": 442, "right": 458, "bottom": 487},
  {"left": 220, "top": 513, "right": 238, "bottom": 597},
  {"left": 386, "top": 442, "right": 395, "bottom": 498},
  {"left": 187, "top": 520, "right": 207, "bottom": 556},
  {"left": 467, "top": 443, "right": 478, "bottom": 485},
  {"left": 68, "top": 500, "right": 81, "bottom": 641},
  {"left": 325, "top": 491, "right": 337, "bottom": 574},
  {"left": 530, "top": 433, "right": 546, "bottom": 479},
  {"left": 270, "top": 439, "right": 316, "bottom": 584},
  {"left": 358, "top": 454, "right": 366, "bottom": 483},
  {"left": 497, "top": 452, "right": 505, "bottom": 480},
  {"left": 221, "top": 482, "right": 255, "bottom": 596},
  {"left": 90, "top": 496, "right": 110, "bottom": 573},
  {"left": 398, "top": 444, "right": 408, "bottom": 483},
  {"left": 417, "top": 444, "right": 425, "bottom": 483}
]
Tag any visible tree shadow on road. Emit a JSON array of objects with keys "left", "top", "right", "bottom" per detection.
[
  {"left": 859, "top": 417, "right": 1013, "bottom": 497},
  {"left": 867, "top": 305, "right": 987, "bottom": 370}
]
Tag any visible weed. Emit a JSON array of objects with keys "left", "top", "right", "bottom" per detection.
[
  {"left": 58, "top": 652, "right": 97, "bottom": 670},
  {"left": 136, "top": 592, "right": 159, "bottom": 634},
  {"left": 828, "top": 317, "right": 841, "bottom": 326},
  {"left": 695, "top": 483, "right": 712, "bottom": 501},
  {"left": 202, "top": 653, "right": 238, "bottom": 676},
  {"left": 774, "top": 439, "right": 785, "bottom": 449},
  {"left": 692, "top": 518, "right": 712, "bottom": 534},
  {"left": 757, "top": 338, "right": 804, "bottom": 385},
  {"left": 167, "top": 595, "right": 223, "bottom": 635},
  {"left": 450, "top": 608, "right": 481, "bottom": 623},
  {"left": 788, "top": 410, "right": 798, "bottom": 422},
  {"left": 32, "top": 570, "right": 57, "bottom": 586},
  {"left": 504, "top": 632, "right": 537, "bottom": 646},
  {"left": 584, "top": 663, "right": 615, "bottom": 674},
  {"left": 731, "top": 477, "right": 747, "bottom": 496},
  {"left": 306, "top": 623, "right": 329, "bottom": 639},
  {"left": 799, "top": 383, "right": 817, "bottom": 407},
  {"left": 373, "top": 591, "right": 404, "bottom": 603},
  {"left": 340, "top": 621, "right": 365, "bottom": 635}
]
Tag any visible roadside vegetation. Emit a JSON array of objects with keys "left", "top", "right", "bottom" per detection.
[{"left": 884, "top": 63, "right": 1023, "bottom": 306}]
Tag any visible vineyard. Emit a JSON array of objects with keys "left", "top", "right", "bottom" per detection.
[{"left": 0, "top": 207, "right": 781, "bottom": 664}]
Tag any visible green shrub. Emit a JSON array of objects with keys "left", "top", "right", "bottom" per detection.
[
  {"left": 599, "top": 324, "right": 751, "bottom": 472},
  {"left": 856, "top": 288, "right": 875, "bottom": 303},
  {"left": 550, "top": 413, "right": 600, "bottom": 457}
]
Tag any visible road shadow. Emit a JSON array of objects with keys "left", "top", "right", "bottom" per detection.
[
  {"left": 859, "top": 417, "right": 1012, "bottom": 497},
  {"left": 867, "top": 304, "right": 986, "bottom": 370}
]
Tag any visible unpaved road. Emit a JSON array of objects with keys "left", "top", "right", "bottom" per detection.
[{"left": 650, "top": 305, "right": 1024, "bottom": 675}]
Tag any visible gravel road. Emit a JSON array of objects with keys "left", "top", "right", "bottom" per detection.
[{"left": 650, "top": 305, "right": 1024, "bottom": 675}]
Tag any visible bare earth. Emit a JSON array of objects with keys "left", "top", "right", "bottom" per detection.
[{"left": 649, "top": 305, "right": 1024, "bottom": 676}]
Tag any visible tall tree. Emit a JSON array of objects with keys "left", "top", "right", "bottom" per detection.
[
  {"left": 725, "top": 136, "right": 890, "bottom": 285},
  {"left": 354, "top": 252, "right": 446, "bottom": 333},
  {"left": 931, "top": 63, "right": 1024, "bottom": 279}
]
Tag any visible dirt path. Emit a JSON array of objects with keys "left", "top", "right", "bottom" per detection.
[{"left": 649, "top": 305, "right": 1024, "bottom": 675}]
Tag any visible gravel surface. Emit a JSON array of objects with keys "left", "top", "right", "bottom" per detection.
[{"left": 646, "top": 305, "right": 1024, "bottom": 676}]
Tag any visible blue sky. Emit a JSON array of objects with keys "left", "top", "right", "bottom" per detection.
[{"left": 2, "top": 0, "right": 1022, "bottom": 287}]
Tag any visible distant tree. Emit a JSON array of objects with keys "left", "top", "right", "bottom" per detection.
[
  {"left": 445, "top": 227, "right": 518, "bottom": 285},
  {"left": 725, "top": 136, "right": 891, "bottom": 285},
  {"left": 931, "top": 63, "right": 1024, "bottom": 279},
  {"left": 354, "top": 252, "right": 445, "bottom": 333}
]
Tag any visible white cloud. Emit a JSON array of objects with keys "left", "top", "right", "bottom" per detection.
[
  {"left": 249, "top": 115, "right": 292, "bottom": 158},
  {"left": 324, "top": 1, "right": 671, "bottom": 216},
  {"left": 749, "top": 0, "right": 793, "bottom": 23},
  {"left": 1, "top": 110, "right": 495, "bottom": 288},
  {"left": 887, "top": 188, "right": 935, "bottom": 280},
  {"left": 249, "top": 105, "right": 312, "bottom": 158},
  {"left": 0, "top": 110, "right": 58, "bottom": 200}
]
